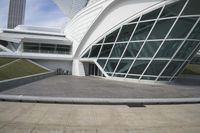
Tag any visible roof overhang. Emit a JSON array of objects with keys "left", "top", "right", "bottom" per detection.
[
  {"left": 0, "top": 36, "right": 21, "bottom": 43},
  {"left": 0, "top": 28, "right": 73, "bottom": 45},
  {"left": 53, "top": 0, "right": 88, "bottom": 19}
]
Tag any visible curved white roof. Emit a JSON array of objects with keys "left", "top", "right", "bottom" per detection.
[
  {"left": 87, "top": 0, "right": 104, "bottom": 6},
  {"left": 70, "top": 0, "right": 166, "bottom": 57},
  {"left": 53, "top": 0, "right": 88, "bottom": 19},
  {"left": 64, "top": 0, "right": 113, "bottom": 55}
]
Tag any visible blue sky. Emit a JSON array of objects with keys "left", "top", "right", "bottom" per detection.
[{"left": 0, "top": 0, "right": 68, "bottom": 28}]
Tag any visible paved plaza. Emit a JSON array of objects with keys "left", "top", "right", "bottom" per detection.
[
  {"left": 0, "top": 76, "right": 200, "bottom": 132},
  {"left": 0, "top": 76, "right": 200, "bottom": 98},
  {"left": 0, "top": 101, "right": 200, "bottom": 133}
]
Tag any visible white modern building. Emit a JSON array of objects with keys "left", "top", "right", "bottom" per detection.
[{"left": 0, "top": 0, "right": 200, "bottom": 82}]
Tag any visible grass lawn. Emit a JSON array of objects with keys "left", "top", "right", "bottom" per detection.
[
  {"left": 0, "top": 59, "right": 49, "bottom": 81},
  {"left": 182, "top": 64, "right": 200, "bottom": 75},
  {"left": 0, "top": 58, "right": 16, "bottom": 66}
]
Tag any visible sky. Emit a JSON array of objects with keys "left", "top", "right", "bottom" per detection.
[{"left": 0, "top": 0, "right": 68, "bottom": 28}]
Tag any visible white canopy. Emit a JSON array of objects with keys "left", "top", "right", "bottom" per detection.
[
  {"left": 53, "top": 0, "right": 88, "bottom": 19},
  {"left": 0, "top": 36, "right": 21, "bottom": 43}
]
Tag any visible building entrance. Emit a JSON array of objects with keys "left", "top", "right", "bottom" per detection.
[{"left": 88, "top": 63, "right": 103, "bottom": 77}]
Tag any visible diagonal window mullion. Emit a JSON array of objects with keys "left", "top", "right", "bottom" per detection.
[
  {"left": 94, "top": 60, "right": 109, "bottom": 78},
  {"left": 111, "top": 17, "right": 141, "bottom": 77},
  {"left": 124, "top": 8, "right": 163, "bottom": 79},
  {"left": 169, "top": 18, "right": 200, "bottom": 81},
  {"left": 155, "top": 0, "right": 193, "bottom": 81},
  {"left": 88, "top": 42, "right": 94, "bottom": 58},
  {"left": 103, "top": 26, "right": 123, "bottom": 71},
  {"left": 169, "top": 41, "right": 200, "bottom": 81},
  {"left": 96, "top": 37, "right": 106, "bottom": 59},
  {"left": 138, "top": 6, "right": 166, "bottom": 80}
]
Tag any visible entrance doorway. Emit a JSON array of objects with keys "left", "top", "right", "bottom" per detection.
[{"left": 88, "top": 63, "right": 104, "bottom": 77}]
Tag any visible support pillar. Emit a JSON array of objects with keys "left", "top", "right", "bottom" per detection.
[{"left": 72, "top": 59, "right": 86, "bottom": 76}]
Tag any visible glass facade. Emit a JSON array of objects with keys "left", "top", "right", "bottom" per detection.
[
  {"left": 82, "top": 0, "right": 200, "bottom": 81},
  {"left": 23, "top": 42, "right": 71, "bottom": 55},
  {"left": 190, "top": 56, "right": 200, "bottom": 64}
]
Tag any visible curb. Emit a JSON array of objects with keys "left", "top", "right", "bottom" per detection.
[{"left": 0, "top": 95, "right": 200, "bottom": 105}]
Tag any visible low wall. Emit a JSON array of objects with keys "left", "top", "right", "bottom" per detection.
[{"left": 0, "top": 72, "right": 55, "bottom": 91}]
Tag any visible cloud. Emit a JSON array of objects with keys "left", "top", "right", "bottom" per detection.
[
  {"left": 25, "top": 0, "right": 68, "bottom": 27},
  {"left": 0, "top": 0, "right": 9, "bottom": 28},
  {"left": 0, "top": 0, "right": 68, "bottom": 28}
]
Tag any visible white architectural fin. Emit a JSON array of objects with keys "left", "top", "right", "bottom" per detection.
[{"left": 0, "top": 45, "right": 13, "bottom": 52}]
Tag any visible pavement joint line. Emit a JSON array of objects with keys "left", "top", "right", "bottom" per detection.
[
  {"left": 0, "top": 59, "right": 19, "bottom": 69},
  {"left": 0, "top": 94, "right": 200, "bottom": 104}
]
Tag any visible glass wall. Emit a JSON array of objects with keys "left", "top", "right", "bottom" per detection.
[
  {"left": 82, "top": 0, "right": 200, "bottom": 81},
  {"left": 23, "top": 42, "right": 71, "bottom": 55},
  {"left": 190, "top": 56, "right": 200, "bottom": 64}
]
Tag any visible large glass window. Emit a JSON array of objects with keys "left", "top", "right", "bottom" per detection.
[
  {"left": 117, "top": 24, "right": 136, "bottom": 42},
  {"left": 104, "top": 59, "right": 119, "bottom": 72},
  {"left": 104, "top": 28, "right": 120, "bottom": 43},
  {"left": 110, "top": 43, "right": 127, "bottom": 57},
  {"left": 123, "top": 42, "right": 143, "bottom": 58},
  {"left": 189, "top": 22, "right": 200, "bottom": 40},
  {"left": 162, "top": 61, "right": 183, "bottom": 76},
  {"left": 157, "top": 77, "right": 170, "bottom": 81},
  {"left": 138, "top": 41, "right": 161, "bottom": 58},
  {"left": 115, "top": 60, "right": 133, "bottom": 73},
  {"left": 191, "top": 57, "right": 200, "bottom": 64},
  {"left": 23, "top": 43, "right": 39, "bottom": 53},
  {"left": 129, "top": 60, "right": 150, "bottom": 74},
  {"left": 148, "top": 19, "right": 175, "bottom": 39},
  {"left": 175, "top": 41, "right": 199, "bottom": 59},
  {"left": 56, "top": 45, "right": 71, "bottom": 54},
  {"left": 99, "top": 44, "right": 113, "bottom": 57},
  {"left": 141, "top": 8, "right": 161, "bottom": 21},
  {"left": 144, "top": 60, "right": 168, "bottom": 76},
  {"left": 182, "top": 0, "right": 200, "bottom": 15},
  {"left": 23, "top": 42, "right": 71, "bottom": 55},
  {"left": 80, "top": 0, "right": 200, "bottom": 82},
  {"left": 40, "top": 44, "right": 55, "bottom": 53},
  {"left": 155, "top": 41, "right": 182, "bottom": 58},
  {"left": 188, "top": 46, "right": 200, "bottom": 60},
  {"left": 168, "top": 18, "right": 197, "bottom": 39},
  {"left": 113, "top": 74, "right": 125, "bottom": 78},
  {"left": 89, "top": 45, "right": 101, "bottom": 57},
  {"left": 0, "top": 40, "right": 8, "bottom": 47},
  {"left": 82, "top": 50, "right": 90, "bottom": 58},
  {"left": 141, "top": 76, "right": 156, "bottom": 80},
  {"left": 131, "top": 21, "right": 154, "bottom": 41},
  {"left": 175, "top": 61, "right": 188, "bottom": 76},
  {"left": 130, "top": 17, "right": 139, "bottom": 23},
  {"left": 126, "top": 75, "right": 140, "bottom": 79},
  {"left": 97, "top": 59, "right": 107, "bottom": 68},
  {"left": 160, "top": 0, "right": 186, "bottom": 18}
]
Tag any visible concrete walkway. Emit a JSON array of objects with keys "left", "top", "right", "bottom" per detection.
[
  {"left": 0, "top": 101, "right": 200, "bottom": 133},
  {"left": 0, "top": 76, "right": 200, "bottom": 99}
]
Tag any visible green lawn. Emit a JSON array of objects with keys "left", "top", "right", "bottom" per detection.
[
  {"left": 0, "top": 59, "right": 49, "bottom": 81},
  {"left": 182, "top": 64, "right": 200, "bottom": 75},
  {"left": 0, "top": 58, "right": 16, "bottom": 66}
]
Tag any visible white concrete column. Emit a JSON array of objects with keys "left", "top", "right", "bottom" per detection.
[{"left": 72, "top": 59, "right": 86, "bottom": 76}]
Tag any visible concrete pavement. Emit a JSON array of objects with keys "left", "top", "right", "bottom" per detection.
[
  {"left": 0, "top": 101, "right": 200, "bottom": 133},
  {"left": 0, "top": 76, "right": 200, "bottom": 99}
]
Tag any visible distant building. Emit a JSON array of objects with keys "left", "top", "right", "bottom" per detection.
[{"left": 7, "top": 0, "right": 26, "bottom": 29}]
